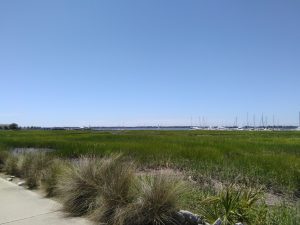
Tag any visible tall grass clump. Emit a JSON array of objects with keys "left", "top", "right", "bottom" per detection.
[
  {"left": 112, "top": 175, "right": 183, "bottom": 225},
  {"left": 199, "top": 186, "right": 262, "bottom": 225},
  {"left": 90, "top": 154, "right": 135, "bottom": 224},
  {"left": 41, "top": 158, "right": 69, "bottom": 197},
  {"left": 17, "top": 152, "right": 51, "bottom": 189},
  {"left": 57, "top": 156, "right": 104, "bottom": 216},
  {"left": 0, "top": 151, "right": 9, "bottom": 170},
  {"left": 3, "top": 154, "right": 19, "bottom": 176},
  {"left": 17, "top": 153, "right": 33, "bottom": 178}
]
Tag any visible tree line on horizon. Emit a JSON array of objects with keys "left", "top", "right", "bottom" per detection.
[{"left": 0, "top": 123, "right": 19, "bottom": 130}]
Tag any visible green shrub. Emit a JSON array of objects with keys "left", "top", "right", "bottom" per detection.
[{"left": 199, "top": 186, "right": 262, "bottom": 225}]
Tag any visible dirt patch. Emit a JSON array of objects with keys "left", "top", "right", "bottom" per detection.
[
  {"left": 138, "top": 167, "right": 291, "bottom": 206},
  {"left": 264, "top": 192, "right": 285, "bottom": 206},
  {"left": 137, "top": 167, "right": 185, "bottom": 178}
]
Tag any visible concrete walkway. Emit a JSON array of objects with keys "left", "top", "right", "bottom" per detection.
[{"left": 0, "top": 178, "right": 91, "bottom": 225}]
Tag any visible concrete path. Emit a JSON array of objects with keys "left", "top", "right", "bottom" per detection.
[{"left": 0, "top": 178, "right": 91, "bottom": 225}]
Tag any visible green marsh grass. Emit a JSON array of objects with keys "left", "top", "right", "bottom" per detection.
[
  {"left": 265, "top": 202, "right": 300, "bottom": 225},
  {"left": 0, "top": 130, "right": 299, "bottom": 193}
]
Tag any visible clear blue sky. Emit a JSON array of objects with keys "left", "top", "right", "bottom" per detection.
[{"left": 1, "top": 0, "right": 299, "bottom": 127}]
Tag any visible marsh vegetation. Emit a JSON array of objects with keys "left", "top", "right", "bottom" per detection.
[{"left": 0, "top": 130, "right": 299, "bottom": 224}]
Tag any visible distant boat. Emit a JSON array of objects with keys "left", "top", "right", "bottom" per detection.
[{"left": 190, "top": 126, "right": 201, "bottom": 130}]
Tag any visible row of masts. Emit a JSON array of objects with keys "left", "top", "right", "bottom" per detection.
[{"left": 190, "top": 112, "right": 300, "bottom": 128}]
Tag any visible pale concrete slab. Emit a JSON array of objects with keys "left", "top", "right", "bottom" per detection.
[{"left": 0, "top": 178, "right": 91, "bottom": 225}]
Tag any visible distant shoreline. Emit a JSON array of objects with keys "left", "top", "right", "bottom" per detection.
[{"left": 13, "top": 125, "right": 300, "bottom": 131}]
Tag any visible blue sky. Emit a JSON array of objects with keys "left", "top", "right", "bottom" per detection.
[{"left": 0, "top": 0, "right": 299, "bottom": 127}]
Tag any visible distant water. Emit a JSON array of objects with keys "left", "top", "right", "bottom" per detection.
[
  {"left": 92, "top": 127, "right": 191, "bottom": 131},
  {"left": 12, "top": 148, "right": 54, "bottom": 154}
]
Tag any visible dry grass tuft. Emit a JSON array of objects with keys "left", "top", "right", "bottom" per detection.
[
  {"left": 17, "top": 153, "right": 33, "bottom": 178},
  {"left": 57, "top": 156, "right": 103, "bottom": 216},
  {"left": 90, "top": 154, "right": 135, "bottom": 224},
  {"left": 3, "top": 154, "right": 19, "bottom": 176},
  {"left": 2, "top": 152, "right": 184, "bottom": 225},
  {"left": 0, "top": 151, "right": 9, "bottom": 170},
  {"left": 112, "top": 175, "right": 183, "bottom": 225},
  {"left": 17, "top": 152, "right": 51, "bottom": 189},
  {"left": 41, "top": 158, "right": 68, "bottom": 197}
]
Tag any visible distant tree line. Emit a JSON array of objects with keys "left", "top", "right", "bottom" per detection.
[{"left": 0, "top": 123, "right": 19, "bottom": 130}]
